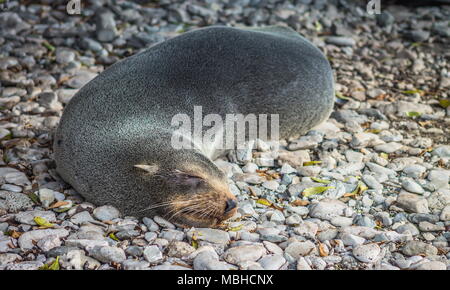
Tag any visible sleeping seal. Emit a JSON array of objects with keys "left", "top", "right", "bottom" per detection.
[{"left": 53, "top": 26, "right": 334, "bottom": 227}]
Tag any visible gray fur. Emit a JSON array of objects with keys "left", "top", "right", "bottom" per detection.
[{"left": 54, "top": 26, "right": 335, "bottom": 217}]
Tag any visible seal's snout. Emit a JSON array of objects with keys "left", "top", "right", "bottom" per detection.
[{"left": 224, "top": 198, "right": 237, "bottom": 214}]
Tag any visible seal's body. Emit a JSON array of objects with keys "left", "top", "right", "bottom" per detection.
[{"left": 54, "top": 26, "right": 334, "bottom": 227}]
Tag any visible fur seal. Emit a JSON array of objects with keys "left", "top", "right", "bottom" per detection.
[{"left": 53, "top": 26, "right": 334, "bottom": 227}]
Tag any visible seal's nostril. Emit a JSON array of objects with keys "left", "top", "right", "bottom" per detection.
[{"left": 224, "top": 198, "right": 237, "bottom": 213}]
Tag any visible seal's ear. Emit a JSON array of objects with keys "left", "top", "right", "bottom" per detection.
[{"left": 134, "top": 164, "right": 159, "bottom": 174}]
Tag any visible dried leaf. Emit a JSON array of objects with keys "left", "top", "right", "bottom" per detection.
[
  {"left": 335, "top": 92, "right": 350, "bottom": 100},
  {"left": 42, "top": 41, "right": 55, "bottom": 52},
  {"left": 405, "top": 111, "right": 421, "bottom": 117},
  {"left": 39, "top": 256, "right": 60, "bottom": 270},
  {"left": 310, "top": 177, "right": 331, "bottom": 184},
  {"left": 439, "top": 99, "right": 450, "bottom": 108},
  {"left": 402, "top": 89, "right": 423, "bottom": 95},
  {"left": 228, "top": 224, "right": 243, "bottom": 232},
  {"left": 302, "top": 186, "right": 334, "bottom": 198},
  {"left": 290, "top": 199, "right": 309, "bottom": 206},
  {"left": 303, "top": 161, "right": 322, "bottom": 166},
  {"left": 256, "top": 198, "right": 272, "bottom": 207},
  {"left": 109, "top": 233, "right": 119, "bottom": 241},
  {"left": 365, "top": 129, "right": 381, "bottom": 134},
  {"left": 379, "top": 153, "right": 389, "bottom": 160},
  {"left": 34, "top": 216, "right": 54, "bottom": 229},
  {"left": 28, "top": 193, "right": 40, "bottom": 205},
  {"left": 318, "top": 243, "right": 328, "bottom": 257},
  {"left": 343, "top": 181, "right": 368, "bottom": 198},
  {"left": 8, "top": 230, "right": 22, "bottom": 239},
  {"left": 49, "top": 201, "right": 70, "bottom": 209}
]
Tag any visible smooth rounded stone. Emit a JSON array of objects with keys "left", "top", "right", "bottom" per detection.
[
  {"left": 403, "top": 164, "right": 426, "bottom": 179},
  {"left": 186, "top": 228, "right": 230, "bottom": 244},
  {"left": 366, "top": 162, "right": 397, "bottom": 177},
  {"left": 260, "top": 234, "right": 287, "bottom": 243},
  {"left": 4, "top": 261, "right": 44, "bottom": 270},
  {"left": 142, "top": 217, "right": 159, "bottom": 232},
  {"left": 0, "top": 253, "right": 22, "bottom": 266},
  {"left": 258, "top": 254, "right": 286, "bottom": 270},
  {"left": 352, "top": 243, "right": 381, "bottom": 263},
  {"left": 293, "top": 221, "right": 318, "bottom": 238},
  {"left": 277, "top": 150, "right": 310, "bottom": 167},
  {"left": 409, "top": 213, "right": 440, "bottom": 224},
  {"left": 70, "top": 211, "right": 95, "bottom": 225},
  {"left": 285, "top": 214, "right": 302, "bottom": 226},
  {"left": 262, "top": 180, "right": 279, "bottom": 191},
  {"left": 193, "top": 251, "right": 235, "bottom": 270},
  {"left": 122, "top": 259, "right": 150, "bottom": 270},
  {"left": 18, "top": 228, "right": 69, "bottom": 250},
  {"left": 159, "top": 229, "right": 184, "bottom": 241},
  {"left": 38, "top": 188, "right": 56, "bottom": 207},
  {"left": 317, "top": 229, "right": 339, "bottom": 242},
  {"left": 166, "top": 241, "right": 195, "bottom": 258},
  {"left": 269, "top": 210, "right": 285, "bottom": 224},
  {"left": 223, "top": 244, "right": 266, "bottom": 265},
  {"left": 396, "top": 192, "right": 429, "bottom": 214},
  {"left": 0, "top": 184, "right": 21, "bottom": 192},
  {"left": 89, "top": 246, "right": 126, "bottom": 264},
  {"left": 376, "top": 11, "right": 395, "bottom": 27},
  {"left": 242, "top": 162, "right": 259, "bottom": 173},
  {"left": 405, "top": 30, "right": 430, "bottom": 42},
  {"left": 401, "top": 177, "right": 424, "bottom": 194},
  {"left": 0, "top": 167, "right": 31, "bottom": 186},
  {"left": 93, "top": 205, "right": 120, "bottom": 221},
  {"left": 432, "top": 145, "right": 450, "bottom": 158},
  {"left": 144, "top": 232, "right": 157, "bottom": 243},
  {"left": 263, "top": 241, "right": 284, "bottom": 255},
  {"left": 374, "top": 212, "right": 393, "bottom": 227},
  {"left": 55, "top": 48, "right": 76, "bottom": 65},
  {"left": 125, "top": 246, "right": 143, "bottom": 257},
  {"left": 296, "top": 257, "right": 312, "bottom": 270},
  {"left": 427, "top": 190, "right": 450, "bottom": 211},
  {"left": 340, "top": 226, "right": 380, "bottom": 239},
  {"left": 418, "top": 221, "right": 445, "bottom": 232},
  {"left": 330, "top": 216, "right": 353, "bottom": 227},
  {"left": 297, "top": 166, "right": 321, "bottom": 177},
  {"left": 65, "top": 239, "right": 109, "bottom": 250},
  {"left": 96, "top": 9, "right": 118, "bottom": 42},
  {"left": 143, "top": 245, "right": 163, "bottom": 264},
  {"left": 15, "top": 210, "right": 56, "bottom": 225},
  {"left": 341, "top": 233, "right": 366, "bottom": 246},
  {"left": 354, "top": 215, "right": 376, "bottom": 228},
  {"left": 116, "top": 229, "right": 140, "bottom": 240},
  {"left": 36, "top": 235, "right": 61, "bottom": 252},
  {"left": 395, "top": 223, "right": 420, "bottom": 236},
  {"left": 308, "top": 199, "right": 347, "bottom": 221},
  {"left": 362, "top": 175, "right": 382, "bottom": 190},
  {"left": 414, "top": 261, "right": 447, "bottom": 270},
  {"left": 401, "top": 241, "right": 438, "bottom": 256},
  {"left": 152, "top": 216, "right": 175, "bottom": 229},
  {"left": 285, "top": 205, "right": 309, "bottom": 216},
  {"left": 441, "top": 205, "right": 450, "bottom": 221},
  {"left": 280, "top": 163, "right": 296, "bottom": 174},
  {"left": 427, "top": 170, "right": 450, "bottom": 190},
  {"left": 288, "top": 135, "right": 321, "bottom": 150},
  {"left": 66, "top": 71, "right": 98, "bottom": 89},
  {"left": 325, "top": 36, "right": 356, "bottom": 47},
  {"left": 374, "top": 142, "right": 403, "bottom": 154},
  {"left": 284, "top": 241, "right": 317, "bottom": 259}
]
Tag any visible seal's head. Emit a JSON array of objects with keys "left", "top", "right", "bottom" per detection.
[{"left": 134, "top": 153, "right": 237, "bottom": 228}]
